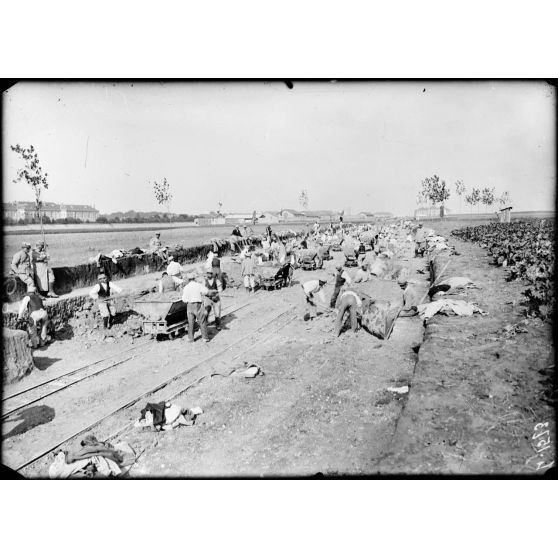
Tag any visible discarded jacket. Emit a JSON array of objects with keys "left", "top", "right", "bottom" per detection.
[{"left": 136, "top": 402, "right": 202, "bottom": 431}]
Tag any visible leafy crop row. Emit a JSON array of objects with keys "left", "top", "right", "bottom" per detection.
[{"left": 451, "top": 220, "right": 554, "bottom": 312}]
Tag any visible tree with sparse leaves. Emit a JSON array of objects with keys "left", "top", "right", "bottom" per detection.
[
  {"left": 299, "top": 189, "right": 309, "bottom": 211},
  {"left": 152, "top": 177, "right": 173, "bottom": 223},
  {"left": 481, "top": 187, "right": 496, "bottom": 213},
  {"left": 455, "top": 179, "right": 466, "bottom": 214},
  {"left": 465, "top": 187, "right": 481, "bottom": 217},
  {"left": 11, "top": 144, "right": 49, "bottom": 242},
  {"left": 419, "top": 174, "right": 450, "bottom": 218}
]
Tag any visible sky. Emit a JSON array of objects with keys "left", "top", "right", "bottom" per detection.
[{"left": 2, "top": 80, "right": 555, "bottom": 216}]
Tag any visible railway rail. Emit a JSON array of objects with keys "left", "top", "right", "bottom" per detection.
[
  {"left": 2, "top": 301, "right": 252, "bottom": 421},
  {"left": 12, "top": 303, "right": 296, "bottom": 472}
]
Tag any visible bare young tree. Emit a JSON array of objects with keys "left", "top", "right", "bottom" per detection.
[
  {"left": 299, "top": 189, "right": 309, "bottom": 212},
  {"left": 11, "top": 144, "right": 49, "bottom": 242},
  {"left": 152, "top": 177, "right": 173, "bottom": 224},
  {"left": 455, "top": 179, "right": 466, "bottom": 215}
]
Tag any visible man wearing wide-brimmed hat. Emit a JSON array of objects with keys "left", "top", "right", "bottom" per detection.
[
  {"left": 11, "top": 241, "right": 35, "bottom": 289},
  {"left": 89, "top": 273, "right": 123, "bottom": 329}
]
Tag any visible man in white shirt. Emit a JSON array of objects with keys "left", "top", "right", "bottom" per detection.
[
  {"left": 181, "top": 272, "right": 209, "bottom": 342},
  {"left": 301, "top": 279, "right": 328, "bottom": 320},
  {"left": 89, "top": 273, "right": 123, "bottom": 329},
  {"left": 18, "top": 285, "right": 50, "bottom": 347},
  {"left": 354, "top": 263, "right": 370, "bottom": 283},
  {"left": 166, "top": 255, "right": 184, "bottom": 285}
]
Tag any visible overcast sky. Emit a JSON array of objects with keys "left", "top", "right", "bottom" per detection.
[{"left": 2, "top": 81, "right": 555, "bottom": 216}]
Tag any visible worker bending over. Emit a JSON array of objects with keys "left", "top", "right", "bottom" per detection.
[
  {"left": 89, "top": 273, "right": 123, "bottom": 329},
  {"left": 330, "top": 265, "right": 352, "bottom": 308},
  {"left": 398, "top": 277, "right": 420, "bottom": 317},
  {"left": 302, "top": 279, "right": 328, "bottom": 320},
  {"left": 18, "top": 285, "right": 51, "bottom": 347},
  {"left": 335, "top": 289, "right": 374, "bottom": 336}
]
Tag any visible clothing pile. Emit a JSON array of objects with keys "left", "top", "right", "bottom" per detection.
[
  {"left": 417, "top": 299, "right": 487, "bottom": 319},
  {"left": 134, "top": 402, "right": 203, "bottom": 431},
  {"left": 49, "top": 434, "right": 136, "bottom": 479}
]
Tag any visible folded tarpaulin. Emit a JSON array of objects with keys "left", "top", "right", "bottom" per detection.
[{"left": 417, "top": 299, "right": 486, "bottom": 319}]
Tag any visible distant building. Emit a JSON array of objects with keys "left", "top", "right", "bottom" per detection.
[
  {"left": 59, "top": 204, "right": 99, "bottom": 221},
  {"left": 304, "top": 210, "right": 339, "bottom": 222},
  {"left": 414, "top": 206, "right": 440, "bottom": 220},
  {"left": 194, "top": 212, "right": 226, "bottom": 226},
  {"left": 224, "top": 212, "right": 258, "bottom": 225},
  {"left": 3, "top": 201, "right": 99, "bottom": 222},
  {"left": 279, "top": 209, "right": 306, "bottom": 222},
  {"left": 357, "top": 211, "right": 375, "bottom": 219},
  {"left": 498, "top": 206, "right": 513, "bottom": 223},
  {"left": 258, "top": 211, "right": 281, "bottom": 224}
]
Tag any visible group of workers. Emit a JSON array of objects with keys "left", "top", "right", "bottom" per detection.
[{"left": 14, "top": 219, "right": 429, "bottom": 349}]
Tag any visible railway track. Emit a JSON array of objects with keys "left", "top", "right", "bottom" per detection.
[
  {"left": 1, "top": 300, "right": 252, "bottom": 421},
  {"left": 11, "top": 302, "right": 296, "bottom": 473}
]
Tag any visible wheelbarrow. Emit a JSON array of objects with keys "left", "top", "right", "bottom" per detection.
[{"left": 133, "top": 295, "right": 189, "bottom": 338}]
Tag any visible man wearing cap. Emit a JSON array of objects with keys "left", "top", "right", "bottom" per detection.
[
  {"left": 89, "top": 273, "right": 123, "bottom": 329},
  {"left": 32, "top": 240, "right": 58, "bottom": 297},
  {"left": 301, "top": 278, "right": 328, "bottom": 320},
  {"left": 18, "top": 285, "right": 51, "bottom": 347},
  {"left": 414, "top": 224, "right": 426, "bottom": 257},
  {"left": 330, "top": 264, "right": 352, "bottom": 308},
  {"left": 203, "top": 270, "right": 223, "bottom": 330},
  {"left": 181, "top": 272, "right": 210, "bottom": 342},
  {"left": 150, "top": 232, "right": 162, "bottom": 251},
  {"left": 11, "top": 242, "right": 35, "bottom": 289}
]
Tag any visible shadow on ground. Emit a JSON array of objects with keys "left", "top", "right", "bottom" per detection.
[{"left": 3, "top": 405, "right": 56, "bottom": 440}]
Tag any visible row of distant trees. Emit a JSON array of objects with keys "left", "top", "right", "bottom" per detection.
[{"left": 418, "top": 175, "right": 512, "bottom": 216}]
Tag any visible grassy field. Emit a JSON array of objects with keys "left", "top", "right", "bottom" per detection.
[{"left": 3, "top": 223, "right": 308, "bottom": 270}]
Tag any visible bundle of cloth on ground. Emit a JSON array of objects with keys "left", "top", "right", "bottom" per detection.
[
  {"left": 417, "top": 298, "right": 487, "bottom": 319},
  {"left": 134, "top": 402, "right": 203, "bottom": 431},
  {"left": 49, "top": 434, "right": 136, "bottom": 479},
  {"left": 428, "top": 276, "right": 476, "bottom": 298}
]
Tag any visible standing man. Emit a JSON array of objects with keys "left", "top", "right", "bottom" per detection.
[
  {"left": 32, "top": 240, "right": 59, "bottom": 297},
  {"left": 414, "top": 224, "right": 426, "bottom": 258},
  {"left": 89, "top": 273, "right": 123, "bottom": 329},
  {"left": 11, "top": 242, "right": 35, "bottom": 289},
  {"left": 330, "top": 264, "right": 352, "bottom": 308},
  {"left": 241, "top": 249, "right": 256, "bottom": 293},
  {"left": 18, "top": 285, "right": 51, "bottom": 347},
  {"left": 203, "top": 270, "right": 223, "bottom": 330},
  {"left": 301, "top": 279, "right": 328, "bottom": 320},
  {"left": 181, "top": 272, "right": 209, "bottom": 342}
]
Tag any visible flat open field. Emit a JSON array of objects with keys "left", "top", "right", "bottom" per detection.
[{"left": 3, "top": 223, "right": 308, "bottom": 270}]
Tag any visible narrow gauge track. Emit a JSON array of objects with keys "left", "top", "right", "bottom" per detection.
[
  {"left": 15, "top": 305, "right": 296, "bottom": 472},
  {"left": 2, "top": 300, "right": 252, "bottom": 420}
]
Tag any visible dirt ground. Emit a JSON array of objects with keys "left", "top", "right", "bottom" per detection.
[{"left": 2, "top": 221, "right": 555, "bottom": 477}]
